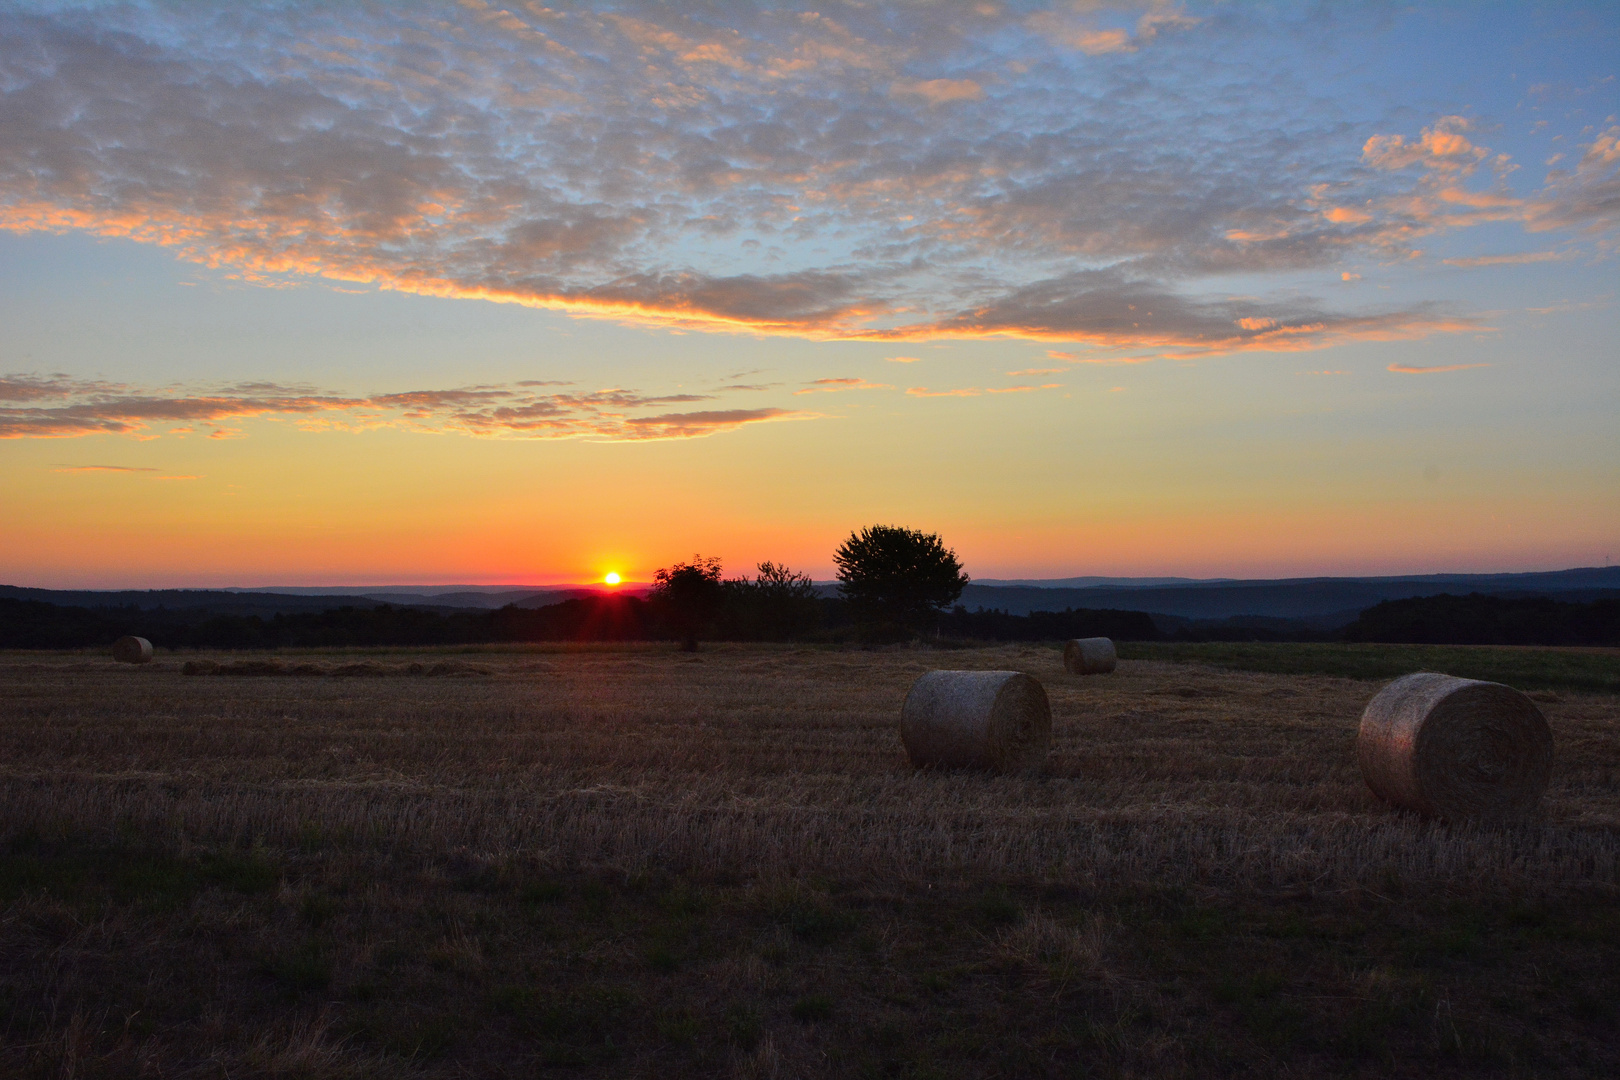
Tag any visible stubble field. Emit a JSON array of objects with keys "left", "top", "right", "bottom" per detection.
[{"left": 1, "top": 643, "right": 1617, "bottom": 1077}]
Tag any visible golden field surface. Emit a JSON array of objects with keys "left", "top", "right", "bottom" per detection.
[{"left": 2, "top": 644, "right": 1618, "bottom": 1078}]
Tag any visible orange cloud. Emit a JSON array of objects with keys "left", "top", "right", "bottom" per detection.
[
  {"left": 793, "top": 378, "right": 891, "bottom": 394},
  {"left": 1363, "top": 117, "right": 1487, "bottom": 174},
  {"left": 907, "top": 383, "right": 1061, "bottom": 398},
  {"left": 906, "top": 387, "right": 980, "bottom": 398}
]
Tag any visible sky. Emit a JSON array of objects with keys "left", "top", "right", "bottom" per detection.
[{"left": 0, "top": 1, "right": 1616, "bottom": 589}]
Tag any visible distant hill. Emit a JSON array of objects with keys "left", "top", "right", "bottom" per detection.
[
  {"left": 0, "top": 584, "right": 638, "bottom": 616},
  {"left": 952, "top": 567, "right": 1620, "bottom": 628},
  {"left": 5, "top": 566, "right": 1617, "bottom": 632},
  {"left": 0, "top": 586, "right": 405, "bottom": 617}
]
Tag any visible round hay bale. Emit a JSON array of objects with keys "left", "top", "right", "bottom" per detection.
[
  {"left": 900, "top": 670, "right": 1051, "bottom": 775},
  {"left": 1357, "top": 672, "right": 1553, "bottom": 819},
  {"left": 111, "top": 636, "right": 152, "bottom": 664},
  {"left": 1063, "top": 637, "right": 1116, "bottom": 675}
]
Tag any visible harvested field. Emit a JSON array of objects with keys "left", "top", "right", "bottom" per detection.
[{"left": 2, "top": 643, "right": 1617, "bottom": 1077}]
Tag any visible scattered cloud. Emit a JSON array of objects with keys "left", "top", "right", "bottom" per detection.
[
  {"left": 794, "top": 378, "right": 891, "bottom": 394},
  {"left": 1363, "top": 117, "right": 1488, "bottom": 174},
  {"left": 887, "top": 268, "right": 1480, "bottom": 354},
  {"left": 53, "top": 464, "right": 159, "bottom": 473},
  {"left": 616, "top": 408, "right": 806, "bottom": 440},
  {"left": 1, "top": 374, "right": 811, "bottom": 442},
  {"left": 1443, "top": 251, "right": 1568, "bottom": 268},
  {"left": 1028, "top": 4, "right": 1198, "bottom": 55},
  {"left": 907, "top": 386, "right": 981, "bottom": 398},
  {"left": 0, "top": 4, "right": 1608, "bottom": 358},
  {"left": 907, "top": 383, "right": 1061, "bottom": 398},
  {"left": 1006, "top": 367, "right": 1066, "bottom": 376},
  {"left": 889, "top": 77, "right": 984, "bottom": 104},
  {"left": 1387, "top": 363, "right": 1490, "bottom": 374},
  {"left": 885, "top": 356, "right": 925, "bottom": 364},
  {"left": 1525, "top": 297, "right": 1609, "bottom": 314},
  {"left": 1046, "top": 351, "right": 1078, "bottom": 361}
]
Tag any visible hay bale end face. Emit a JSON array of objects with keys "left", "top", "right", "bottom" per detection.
[
  {"left": 901, "top": 670, "right": 1051, "bottom": 775},
  {"left": 1063, "top": 637, "right": 1117, "bottom": 675},
  {"left": 111, "top": 636, "right": 153, "bottom": 664},
  {"left": 1357, "top": 672, "right": 1553, "bottom": 819}
]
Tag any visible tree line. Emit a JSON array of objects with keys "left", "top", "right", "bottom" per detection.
[{"left": 0, "top": 592, "right": 1168, "bottom": 650}]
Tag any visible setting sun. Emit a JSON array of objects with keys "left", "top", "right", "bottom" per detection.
[{"left": 603, "top": 572, "right": 621, "bottom": 586}]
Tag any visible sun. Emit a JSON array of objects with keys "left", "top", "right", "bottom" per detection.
[{"left": 603, "top": 571, "right": 621, "bottom": 586}]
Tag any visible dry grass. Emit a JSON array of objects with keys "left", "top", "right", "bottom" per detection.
[
  {"left": 2, "top": 643, "right": 1618, "bottom": 1077},
  {"left": 3, "top": 644, "right": 1616, "bottom": 890}
]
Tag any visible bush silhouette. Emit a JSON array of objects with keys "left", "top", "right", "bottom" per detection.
[{"left": 722, "top": 561, "right": 821, "bottom": 641}]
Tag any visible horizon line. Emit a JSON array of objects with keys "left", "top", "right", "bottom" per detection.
[{"left": 3, "top": 563, "right": 1616, "bottom": 595}]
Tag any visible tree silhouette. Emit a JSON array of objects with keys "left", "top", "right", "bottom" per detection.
[
  {"left": 649, "top": 555, "right": 724, "bottom": 650},
  {"left": 833, "top": 525, "right": 969, "bottom": 639}
]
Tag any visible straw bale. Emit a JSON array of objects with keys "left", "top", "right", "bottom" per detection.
[
  {"left": 1357, "top": 671, "right": 1553, "bottom": 819},
  {"left": 181, "top": 659, "right": 219, "bottom": 676},
  {"left": 1063, "top": 637, "right": 1117, "bottom": 675},
  {"left": 111, "top": 636, "right": 152, "bottom": 664},
  {"left": 900, "top": 670, "right": 1051, "bottom": 775}
]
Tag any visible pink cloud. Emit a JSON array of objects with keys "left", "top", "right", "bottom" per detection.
[{"left": 1387, "top": 363, "right": 1490, "bottom": 374}]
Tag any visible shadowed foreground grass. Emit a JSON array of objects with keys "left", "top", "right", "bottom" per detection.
[{"left": 1, "top": 643, "right": 1617, "bottom": 1077}]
